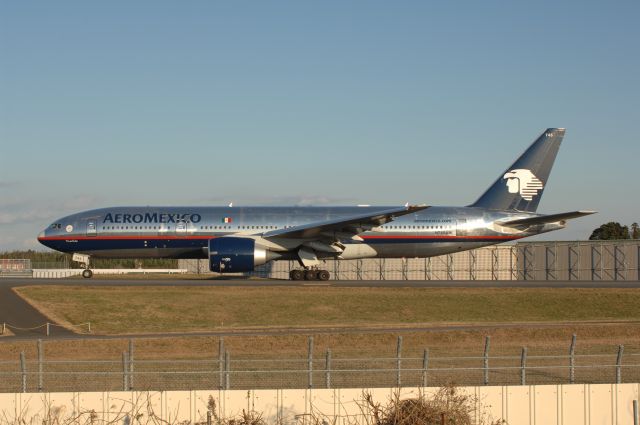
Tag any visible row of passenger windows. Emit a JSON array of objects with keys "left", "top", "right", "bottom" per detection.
[
  {"left": 100, "top": 225, "right": 294, "bottom": 231},
  {"left": 199, "top": 225, "right": 286, "bottom": 230},
  {"left": 99, "top": 224, "right": 450, "bottom": 231},
  {"left": 103, "top": 226, "right": 164, "bottom": 230},
  {"left": 385, "top": 225, "right": 451, "bottom": 229}
]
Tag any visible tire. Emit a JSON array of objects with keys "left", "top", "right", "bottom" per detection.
[
  {"left": 290, "top": 269, "right": 304, "bottom": 281},
  {"left": 318, "top": 270, "right": 330, "bottom": 281},
  {"left": 304, "top": 270, "right": 317, "bottom": 280},
  {"left": 82, "top": 269, "right": 93, "bottom": 279}
]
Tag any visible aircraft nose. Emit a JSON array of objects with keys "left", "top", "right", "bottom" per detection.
[{"left": 38, "top": 230, "right": 45, "bottom": 240}]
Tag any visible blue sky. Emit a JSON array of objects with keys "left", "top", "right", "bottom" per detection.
[{"left": 1, "top": 1, "right": 638, "bottom": 250}]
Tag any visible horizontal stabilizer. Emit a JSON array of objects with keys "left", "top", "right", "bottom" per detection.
[{"left": 499, "top": 210, "right": 596, "bottom": 228}]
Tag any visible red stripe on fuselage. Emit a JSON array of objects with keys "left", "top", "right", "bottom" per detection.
[
  {"left": 39, "top": 235, "right": 215, "bottom": 241},
  {"left": 361, "top": 235, "right": 520, "bottom": 240},
  {"left": 39, "top": 234, "right": 521, "bottom": 241}
]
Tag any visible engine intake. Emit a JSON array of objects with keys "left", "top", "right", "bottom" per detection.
[{"left": 209, "top": 237, "right": 279, "bottom": 273}]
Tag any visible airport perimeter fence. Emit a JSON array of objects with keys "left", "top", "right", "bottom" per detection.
[
  {"left": 178, "top": 240, "right": 640, "bottom": 281},
  {"left": 1, "top": 336, "right": 639, "bottom": 393},
  {"left": 0, "top": 259, "right": 32, "bottom": 278},
  {"left": 3, "top": 241, "right": 638, "bottom": 281}
]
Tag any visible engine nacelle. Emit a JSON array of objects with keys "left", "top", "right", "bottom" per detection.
[{"left": 209, "top": 237, "right": 278, "bottom": 273}]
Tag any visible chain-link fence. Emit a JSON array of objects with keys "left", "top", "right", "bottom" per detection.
[
  {"left": 0, "top": 259, "right": 32, "bottom": 277},
  {"left": 179, "top": 240, "right": 640, "bottom": 281},
  {"left": 1, "top": 336, "right": 638, "bottom": 393}
]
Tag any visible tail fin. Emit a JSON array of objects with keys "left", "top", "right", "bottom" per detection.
[{"left": 470, "top": 128, "right": 565, "bottom": 212}]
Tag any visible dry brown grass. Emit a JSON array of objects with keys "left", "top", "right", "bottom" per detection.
[
  {"left": 3, "top": 285, "right": 639, "bottom": 364},
  {"left": 13, "top": 285, "right": 640, "bottom": 335},
  {"left": 0, "top": 324, "right": 638, "bottom": 362}
]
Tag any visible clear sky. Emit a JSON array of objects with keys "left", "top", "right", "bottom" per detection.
[{"left": 1, "top": 1, "right": 638, "bottom": 250}]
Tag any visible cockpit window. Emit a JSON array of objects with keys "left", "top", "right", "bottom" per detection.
[{"left": 51, "top": 223, "right": 62, "bottom": 229}]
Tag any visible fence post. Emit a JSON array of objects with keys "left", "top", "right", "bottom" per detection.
[
  {"left": 422, "top": 349, "right": 429, "bottom": 387},
  {"left": 128, "top": 339, "right": 134, "bottom": 390},
  {"left": 46, "top": 322, "right": 50, "bottom": 336},
  {"left": 483, "top": 336, "right": 490, "bottom": 386},
  {"left": 224, "top": 350, "right": 230, "bottom": 390},
  {"left": 20, "top": 351, "right": 27, "bottom": 393},
  {"left": 325, "top": 349, "right": 332, "bottom": 389},
  {"left": 616, "top": 345, "right": 624, "bottom": 384},
  {"left": 88, "top": 322, "right": 91, "bottom": 333},
  {"left": 1, "top": 322, "right": 5, "bottom": 335},
  {"left": 569, "top": 334, "right": 577, "bottom": 384},
  {"left": 37, "top": 339, "right": 44, "bottom": 391},
  {"left": 308, "top": 336, "right": 314, "bottom": 389},
  {"left": 520, "top": 347, "right": 527, "bottom": 386},
  {"left": 633, "top": 399, "right": 638, "bottom": 425},
  {"left": 396, "top": 336, "right": 403, "bottom": 387},
  {"left": 219, "top": 338, "right": 225, "bottom": 389},
  {"left": 122, "top": 351, "right": 128, "bottom": 391}
]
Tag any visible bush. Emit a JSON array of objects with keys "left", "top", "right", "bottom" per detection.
[{"left": 357, "top": 386, "right": 505, "bottom": 425}]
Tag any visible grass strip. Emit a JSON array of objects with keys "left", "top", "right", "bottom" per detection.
[{"left": 14, "top": 286, "right": 640, "bottom": 335}]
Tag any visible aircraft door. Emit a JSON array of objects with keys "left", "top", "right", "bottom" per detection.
[
  {"left": 175, "top": 219, "right": 187, "bottom": 236},
  {"left": 86, "top": 219, "right": 97, "bottom": 237},
  {"left": 175, "top": 218, "right": 196, "bottom": 236},
  {"left": 456, "top": 219, "right": 467, "bottom": 236}
]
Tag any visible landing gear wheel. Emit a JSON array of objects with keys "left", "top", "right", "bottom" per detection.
[
  {"left": 318, "top": 270, "right": 330, "bottom": 281},
  {"left": 304, "top": 270, "right": 317, "bottom": 281},
  {"left": 82, "top": 269, "right": 93, "bottom": 279},
  {"left": 290, "top": 269, "right": 304, "bottom": 281}
]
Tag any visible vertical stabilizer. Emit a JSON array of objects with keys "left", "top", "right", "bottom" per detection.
[{"left": 470, "top": 128, "right": 564, "bottom": 212}]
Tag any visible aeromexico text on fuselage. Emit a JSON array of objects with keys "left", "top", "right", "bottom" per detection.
[{"left": 103, "top": 212, "right": 202, "bottom": 224}]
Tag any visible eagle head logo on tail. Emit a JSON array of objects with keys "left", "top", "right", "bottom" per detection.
[{"left": 503, "top": 169, "right": 544, "bottom": 201}]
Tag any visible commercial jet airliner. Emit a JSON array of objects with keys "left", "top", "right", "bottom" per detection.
[{"left": 38, "top": 128, "right": 594, "bottom": 279}]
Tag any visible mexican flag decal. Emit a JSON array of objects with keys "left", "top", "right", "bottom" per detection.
[{"left": 222, "top": 217, "right": 233, "bottom": 223}]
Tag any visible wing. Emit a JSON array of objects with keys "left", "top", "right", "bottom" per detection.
[
  {"left": 499, "top": 210, "right": 596, "bottom": 228},
  {"left": 263, "top": 205, "right": 429, "bottom": 243}
]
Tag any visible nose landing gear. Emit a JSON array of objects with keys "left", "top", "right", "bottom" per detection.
[{"left": 73, "top": 253, "right": 94, "bottom": 279}]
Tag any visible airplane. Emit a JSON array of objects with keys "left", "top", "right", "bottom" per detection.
[{"left": 38, "top": 128, "right": 595, "bottom": 280}]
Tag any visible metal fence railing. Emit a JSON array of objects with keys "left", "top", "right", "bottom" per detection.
[
  {"left": 177, "top": 240, "right": 640, "bottom": 281},
  {"left": 1, "top": 336, "right": 638, "bottom": 393},
  {"left": 0, "top": 259, "right": 32, "bottom": 277}
]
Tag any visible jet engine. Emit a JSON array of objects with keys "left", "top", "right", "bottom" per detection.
[{"left": 208, "top": 237, "right": 280, "bottom": 273}]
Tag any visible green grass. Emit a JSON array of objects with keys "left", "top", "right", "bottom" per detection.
[{"left": 15, "top": 286, "right": 640, "bottom": 334}]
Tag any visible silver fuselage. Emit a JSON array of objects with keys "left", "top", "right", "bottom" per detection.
[{"left": 38, "top": 206, "right": 561, "bottom": 260}]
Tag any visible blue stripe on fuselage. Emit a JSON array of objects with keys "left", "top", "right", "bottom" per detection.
[{"left": 41, "top": 235, "right": 517, "bottom": 253}]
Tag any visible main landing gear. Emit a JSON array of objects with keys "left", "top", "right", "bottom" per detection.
[
  {"left": 289, "top": 268, "right": 331, "bottom": 281},
  {"left": 291, "top": 246, "right": 330, "bottom": 280}
]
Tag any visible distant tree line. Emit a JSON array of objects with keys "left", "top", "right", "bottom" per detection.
[
  {"left": 589, "top": 222, "right": 640, "bottom": 240},
  {"left": 0, "top": 250, "right": 178, "bottom": 268}
]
